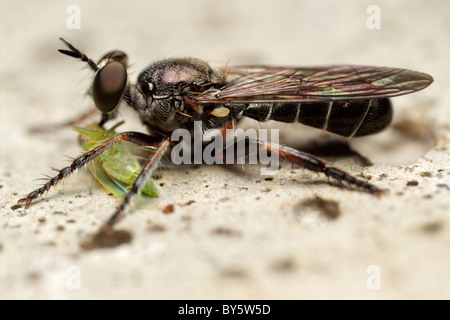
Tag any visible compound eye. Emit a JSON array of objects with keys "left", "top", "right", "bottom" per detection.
[
  {"left": 98, "top": 50, "right": 128, "bottom": 68},
  {"left": 92, "top": 61, "right": 127, "bottom": 113}
]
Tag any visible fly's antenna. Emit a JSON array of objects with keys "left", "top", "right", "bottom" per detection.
[{"left": 58, "top": 37, "right": 98, "bottom": 72}]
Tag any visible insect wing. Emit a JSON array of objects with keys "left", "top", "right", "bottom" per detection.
[
  {"left": 190, "top": 65, "right": 433, "bottom": 103},
  {"left": 74, "top": 123, "right": 159, "bottom": 207}
]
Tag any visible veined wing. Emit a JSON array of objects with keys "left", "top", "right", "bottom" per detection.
[{"left": 188, "top": 65, "right": 433, "bottom": 104}]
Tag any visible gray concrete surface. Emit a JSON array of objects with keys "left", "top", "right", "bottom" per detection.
[{"left": 1, "top": 0, "right": 449, "bottom": 299}]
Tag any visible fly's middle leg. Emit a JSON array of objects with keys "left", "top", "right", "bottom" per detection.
[{"left": 102, "top": 137, "right": 172, "bottom": 230}]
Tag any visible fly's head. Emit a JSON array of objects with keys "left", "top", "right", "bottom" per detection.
[
  {"left": 128, "top": 57, "right": 226, "bottom": 133},
  {"left": 58, "top": 38, "right": 231, "bottom": 134},
  {"left": 58, "top": 38, "right": 129, "bottom": 116}
]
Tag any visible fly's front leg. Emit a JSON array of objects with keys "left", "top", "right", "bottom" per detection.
[
  {"left": 18, "top": 132, "right": 160, "bottom": 208},
  {"left": 225, "top": 138, "right": 387, "bottom": 195},
  {"left": 102, "top": 137, "right": 172, "bottom": 229},
  {"left": 98, "top": 108, "right": 120, "bottom": 127}
]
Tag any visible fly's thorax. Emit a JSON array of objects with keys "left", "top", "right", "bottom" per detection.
[
  {"left": 128, "top": 57, "right": 226, "bottom": 133},
  {"left": 138, "top": 57, "right": 225, "bottom": 90}
]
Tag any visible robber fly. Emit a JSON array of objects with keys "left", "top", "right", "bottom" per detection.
[{"left": 18, "top": 38, "right": 433, "bottom": 230}]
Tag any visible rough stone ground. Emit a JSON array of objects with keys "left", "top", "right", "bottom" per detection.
[{"left": 1, "top": 0, "right": 449, "bottom": 299}]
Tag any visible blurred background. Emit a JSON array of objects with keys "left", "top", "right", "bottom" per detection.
[{"left": 2, "top": 0, "right": 446, "bottom": 162}]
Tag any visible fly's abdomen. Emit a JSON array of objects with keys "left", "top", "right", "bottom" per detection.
[{"left": 238, "top": 98, "right": 392, "bottom": 137}]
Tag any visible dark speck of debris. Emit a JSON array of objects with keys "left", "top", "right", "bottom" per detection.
[
  {"left": 407, "top": 180, "right": 419, "bottom": 186},
  {"left": 404, "top": 166, "right": 417, "bottom": 173},
  {"left": 270, "top": 257, "right": 297, "bottom": 273},
  {"left": 437, "top": 184, "right": 449, "bottom": 190},
  {"left": 181, "top": 215, "right": 192, "bottom": 222},
  {"left": 264, "top": 177, "right": 274, "bottom": 181},
  {"left": 10, "top": 204, "right": 22, "bottom": 210},
  {"left": 55, "top": 225, "right": 65, "bottom": 232},
  {"left": 211, "top": 226, "right": 241, "bottom": 237},
  {"left": 421, "top": 221, "right": 444, "bottom": 234},
  {"left": 420, "top": 171, "right": 433, "bottom": 178},
  {"left": 220, "top": 267, "right": 247, "bottom": 278},
  {"left": 162, "top": 204, "right": 174, "bottom": 214},
  {"left": 378, "top": 173, "right": 388, "bottom": 180},
  {"left": 294, "top": 195, "right": 341, "bottom": 221},
  {"left": 358, "top": 174, "right": 372, "bottom": 181},
  {"left": 80, "top": 229, "right": 132, "bottom": 250},
  {"left": 147, "top": 224, "right": 166, "bottom": 233},
  {"left": 26, "top": 272, "right": 41, "bottom": 282},
  {"left": 181, "top": 200, "right": 195, "bottom": 207}
]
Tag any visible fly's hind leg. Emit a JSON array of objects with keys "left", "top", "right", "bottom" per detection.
[{"left": 224, "top": 137, "right": 387, "bottom": 195}]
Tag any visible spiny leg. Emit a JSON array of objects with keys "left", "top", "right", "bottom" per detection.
[
  {"left": 102, "top": 137, "right": 172, "bottom": 229},
  {"left": 225, "top": 138, "right": 387, "bottom": 195},
  {"left": 18, "top": 132, "right": 160, "bottom": 208}
]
